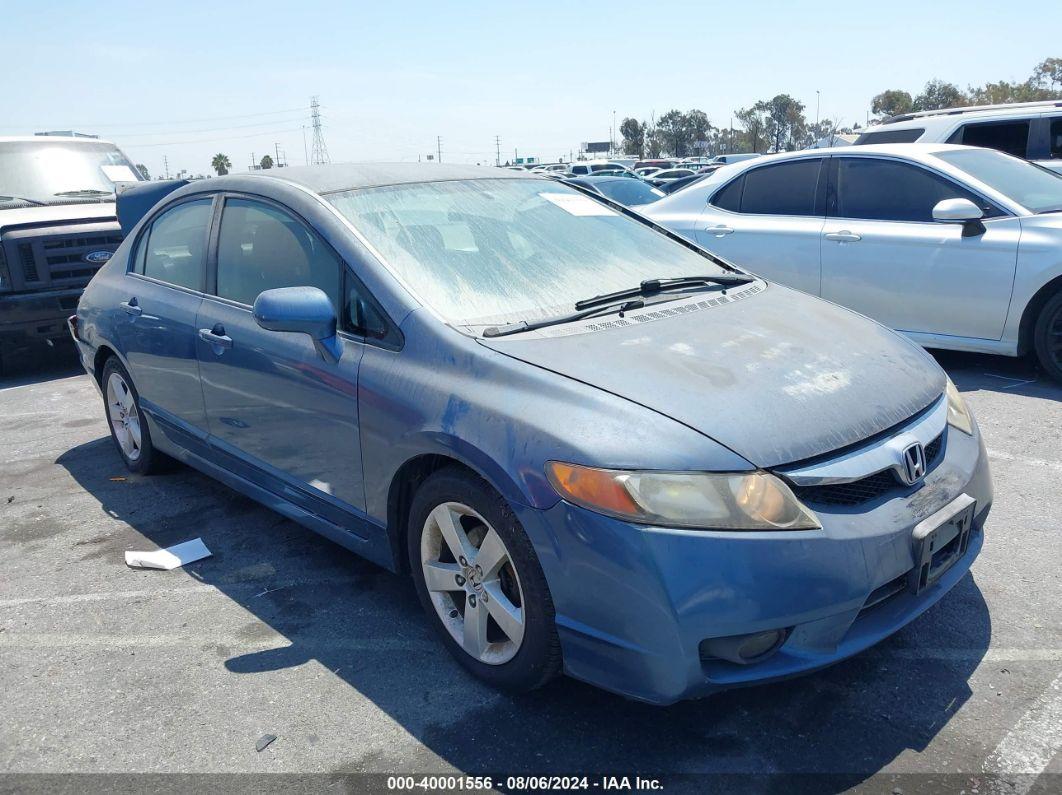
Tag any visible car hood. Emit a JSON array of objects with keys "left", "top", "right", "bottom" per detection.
[
  {"left": 479, "top": 282, "right": 945, "bottom": 468},
  {"left": 0, "top": 202, "right": 116, "bottom": 233}
]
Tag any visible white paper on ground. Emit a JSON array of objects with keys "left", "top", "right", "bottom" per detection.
[
  {"left": 125, "top": 538, "right": 212, "bottom": 570},
  {"left": 101, "top": 164, "right": 140, "bottom": 183},
  {"left": 539, "top": 192, "right": 618, "bottom": 217}
]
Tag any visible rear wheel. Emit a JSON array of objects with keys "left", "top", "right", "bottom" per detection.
[
  {"left": 101, "top": 357, "right": 164, "bottom": 474},
  {"left": 408, "top": 467, "right": 561, "bottom": 692},
  {"left": 1033, "top": 290, "right": 1062, "bottom": 383}
]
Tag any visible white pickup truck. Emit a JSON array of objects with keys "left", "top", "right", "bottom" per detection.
[{"left": 0, "top": 134, "right": 141, "bottom": 372}]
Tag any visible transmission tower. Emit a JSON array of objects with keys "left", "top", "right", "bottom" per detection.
[{"left": 309, "top": 96, "right": 331, "bottom": 165}]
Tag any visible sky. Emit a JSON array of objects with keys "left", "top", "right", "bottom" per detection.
[{"left": 2, "top": 0, "right": 1059, "bottom": 178}]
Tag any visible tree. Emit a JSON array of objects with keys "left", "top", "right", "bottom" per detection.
[
  {"left": 260, "top": 154, "right": 274, "bottom": 170},
  {"left": 211, "top": 153, "right": 232, "bottom": 176},
  {"left": 871, "top": 89, "right": 913, "bottom": 119},
  {"left": 1033, "top": 57, "right": 1062, "bottom": 91},
  {"left": 135, "top": 163, "right": 150, "bottom": 180},
  {"left": 913, "top": 79, "right": 965, "bottom": 111},
  {"left": 760, "top": 94, "right": 806, "bottom": 152},
  {"left": 655, "top": 110, "right": 688, "bottom": 157},
  {"left": 734, "top": 104, "right": 769, "bottom": 153},
  {"left": 619, "top": 118, "right": 646, "bottom": 158},
  {"left": 684, "top": 109, "right": 713, "bottom": 155}
]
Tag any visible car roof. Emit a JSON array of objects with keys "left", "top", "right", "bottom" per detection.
[
  {"left": 247, "top": 162, "right": 538, "bottom": 194},
  {"left": 731, "top": 142, "right": 972, "bottom": 163},
  {"left": 879, "top": 100, "right": 1062, "bottom": 129}
]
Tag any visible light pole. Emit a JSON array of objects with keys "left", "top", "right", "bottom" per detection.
[{"left": 815, "top": 90, "right": 820, "bottom": 129}]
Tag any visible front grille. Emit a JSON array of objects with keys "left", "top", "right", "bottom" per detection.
[
  {"left": 792, "top": 431, "right": 946, "bottom": 507},
  {"left": 11, "top": 229, "right": 121, "bottom": 289}
]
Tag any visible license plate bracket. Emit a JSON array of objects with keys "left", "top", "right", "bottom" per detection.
[{"left": 908, "top": 493, "right": 976, "bottom": 595}]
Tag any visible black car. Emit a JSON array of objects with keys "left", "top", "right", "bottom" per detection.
[{"left": 563, "top": 175, "right": 667, "bottom": 207}]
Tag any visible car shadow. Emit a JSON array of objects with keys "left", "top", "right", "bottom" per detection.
[
  {"left": 0, "top": 343, "right": 82, "bottom": 390},
  {"left": 57, "top": 437, "right": 991, "bottom": 791},
  {"left": 932, "top": 349, "right": 1061, "bottom": 401}
]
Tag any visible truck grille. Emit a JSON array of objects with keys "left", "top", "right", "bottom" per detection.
[
  {"left": 792, "top": 431, "right": 945, "bottom": 507},
  {"left": 9, "top": 229, "right": 122, "bottom": 290}
]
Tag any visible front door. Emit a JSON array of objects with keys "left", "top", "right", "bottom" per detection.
[
  {"left": 820, "top": 156, "right": 1019, "bottom": 340},
  {"left": 195, "top": 196, "right": 365, "bottom": 514}
]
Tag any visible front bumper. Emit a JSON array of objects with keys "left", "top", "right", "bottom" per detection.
[
  {"left": 516, "top": 424, "right": 992, "bottom": 705},
  {"left": 0, "top": 289, "right": 83, "bottom": 356}
]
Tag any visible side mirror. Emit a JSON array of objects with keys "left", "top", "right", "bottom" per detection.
[
  {"left": 253, "top": 286, "right": 341, "bottom": 363},
  {"left": 933, "top": 198, "right": 986, "bottom": 237}
]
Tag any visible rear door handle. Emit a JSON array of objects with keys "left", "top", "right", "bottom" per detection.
[
  {"left": 705, "top": 225, "right": 735, "bottom": 236},
  {"left": 198, "top": 325, "right": 233, "bottom": 350},
  {"left": 824, "top": 231, "right": 862, "bottom": 242},
  {"left": 119, "top": 298, "right": 142, "bottom": 316}
]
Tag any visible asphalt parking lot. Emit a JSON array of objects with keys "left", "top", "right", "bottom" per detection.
[{"left": 1, "top": 346, "right": 1059, "bottom": 793}]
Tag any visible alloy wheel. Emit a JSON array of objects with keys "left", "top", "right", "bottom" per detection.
[
  {"left": 420, "top": 502, "right": 525, "bottom": 665},
  {"left": 106, "top": 372, "right": 142, "bottom": 462},
  {"left": 1049, "top": 303, "right": 1062, "bottom": 371}
]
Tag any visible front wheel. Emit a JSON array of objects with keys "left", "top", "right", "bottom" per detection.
[
  {"left": 408, "top": 467, "right": 561, "bottom": 692},
  {"left": 1033, "top": 290, "right": 1062, "bottom": 383}
]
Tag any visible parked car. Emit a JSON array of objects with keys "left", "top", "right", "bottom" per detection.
[
  {"left": 633, "top": 159, "right": 675, "bottom": 171},
  {"left": 710, "top": 153, "right": 761, "bottom": 165},
  {"left": 568, "top": 160, "right": 630, "bottom": 176},
  {"left": 645, "top": 167, "right": 696, "bottom": 186},
  {"left": 0, "top": 134, "right": 139, "bottom": 372},
  {"left": 73, "top": 163, "right": 991, "bottom": 704},
  {"left": 563, "top": 174, "right": 666, "bottom": 206},
  {"left": 854, "top": 100, "right": 1062, "bottom": 173},
  {"left": 655, "top": 173, "right": 707, "bottom": 195},
  {"left": 645, "top": 143, "right": 1062, "bottom": 380},
  {"left": 634, "top": 167, "right": 662, "bottom": 177}
]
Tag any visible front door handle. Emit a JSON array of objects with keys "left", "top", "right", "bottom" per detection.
[
  {"left": 198, "top": 324, "right": 233, "bottom": 350},
  {"left": 119, "top": 298, "right": 142, "bottom": 316},
  {"left": 705, "top": 225, "right": 735, "bottom": 236},
  {"left": 824, "top": 231, "right": 862, "bottom": 243}
]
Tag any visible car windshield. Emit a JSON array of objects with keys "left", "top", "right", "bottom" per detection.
[
  {"left": 0, "top": 140, "right": 140, "bottom": 204},
  {"left": 935, "top": 148, "right": 1062, "bottom": 214},
  {"left": 593, "top": 179, "right": 666, "bottom": 205},
  {"left": 328, "top": 178, "right": 729, "bottom": 327}
]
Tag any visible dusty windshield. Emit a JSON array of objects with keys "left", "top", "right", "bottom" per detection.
[
  {"left": 0, "top": 140, "right": 141, "bottom": 205},
  {"left": 328, "top": 178, "right": 729, "bottom": 327}
]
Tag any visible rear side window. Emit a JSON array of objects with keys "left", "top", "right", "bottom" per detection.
[
  {"left": 853, "top": 128, "right": 925, "bottom": 145},
  {"left": 738, "top": 159, "right": 822, "bottom": 216},
  {"left": 1050, "top": 117, "right": 1062, "bottom": 159},
  {"left": 137, "top": 198, "right": 212, "bottom": 291},
  {"left": 952, "top": 120, "right": 1031, "bottom": 158},
  {"left": 215, "top": 199, "right": 341, "bottom": 310},
  {"left": 710, "top": 176, "right": 743, "bottom": 211},
  {"left": 833, "top": 158, "right": 989, "bottom": 222}
]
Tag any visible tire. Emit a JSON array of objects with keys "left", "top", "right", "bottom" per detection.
[
  {"left": 100, "top": 357, "right": 164, "bottom": 474},
  {"left": 1033, "top": 290, "right": 1062, "bottom": 383},
  {"left": 407, "top": 466, "right": 561, "bottom": 692}
]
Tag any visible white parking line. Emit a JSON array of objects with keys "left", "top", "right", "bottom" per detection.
[
  {"left": 987, "top": 449, "right": 1062, "bottom": 472},
  {"left": 984, "top": 671, "right": 1062, "bottom": 794},
  {"left": 0, "top": 633, "right": 433, "bottom": 651}
]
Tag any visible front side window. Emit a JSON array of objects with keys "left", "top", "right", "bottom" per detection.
[
  {"left": 1050, "top": 117, "right": 1062, "bottom": 159},
  {"left": 215, "top": 199, "right": 341, "bottom": 310},
  {"left": 739, "top": 159, "right": 822, "bottom": 216},
  {"left": 327, "top": 179, "right": 734, "bottom": 327},
  {"left": 137, "top": 198, "right": 212, "bottom": 291},
  {"left": 935, "top": 148, "right": 1062, "bottom": 214},
  {"left": 954, "top": 120, "right": 1030, "bottom": 159},
  {"left": 833, "top": 158, "right": 991, "bottom": 222}
]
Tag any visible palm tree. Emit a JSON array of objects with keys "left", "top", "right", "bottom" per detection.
[
  {"left": 211, "top": 153, "right": 232, "bottom": 176},
  {"left": 259, "top": 154, "right": 274, "bottom": 170}
]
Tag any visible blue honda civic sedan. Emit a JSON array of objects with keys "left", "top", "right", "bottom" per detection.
[{"left": 70, "top": 164, "right": 992, "bottom": 704}]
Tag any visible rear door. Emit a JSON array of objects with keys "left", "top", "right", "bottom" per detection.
[
  {"left": 195, "top": 195, "right": 368, "bottom": 517},
  {"left": 117, "top": 196, "right": 214, "bottom": 442},
  {"left": 696, "top": 157, "right": 825, "bottom": 294},
  {"left": 820, "top": 155, "right": 1020, "bottom": 340}
]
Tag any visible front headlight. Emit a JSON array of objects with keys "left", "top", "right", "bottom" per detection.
[
  {"left": 545, "top": 462, "right": 820, "bottom": 530},
  {"left": 945, "top": 377, "right": 974, "bottom": 436}
]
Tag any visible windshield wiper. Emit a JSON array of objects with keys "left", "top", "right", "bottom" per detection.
[
  {"left": 483, "top": 299, "right": 645, "bottom": 338},
  {"left": 0, "top": 194, "right": 47, "bottom": 206},
  {"left": 574, "top": 274, "right": 753, "bottom": 310},
  {"left": 54, "top": 189, "right": 113, "bottom": 197}
]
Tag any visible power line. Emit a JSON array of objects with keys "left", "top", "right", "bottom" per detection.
[
  {"left": 2, "top": 106, "right": 312, "bottom": 132},
  {"left": 310, "top": 96, "right": 331, "bottom": 165}
]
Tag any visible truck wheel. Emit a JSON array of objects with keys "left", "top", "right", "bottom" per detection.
[
  {"left": 101, "top": 357, "right": 164, "bottom": 474},
  {"left": 1033, "top": 290, "right": 1062, "bottom": 383}
]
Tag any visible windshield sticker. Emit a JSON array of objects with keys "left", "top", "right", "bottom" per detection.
[
  {"left": 539, "top": 192, "right": 618, "bottom": 217},
  {"left": 101, "top": 164, "right": 139, "bottom": 183}
]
